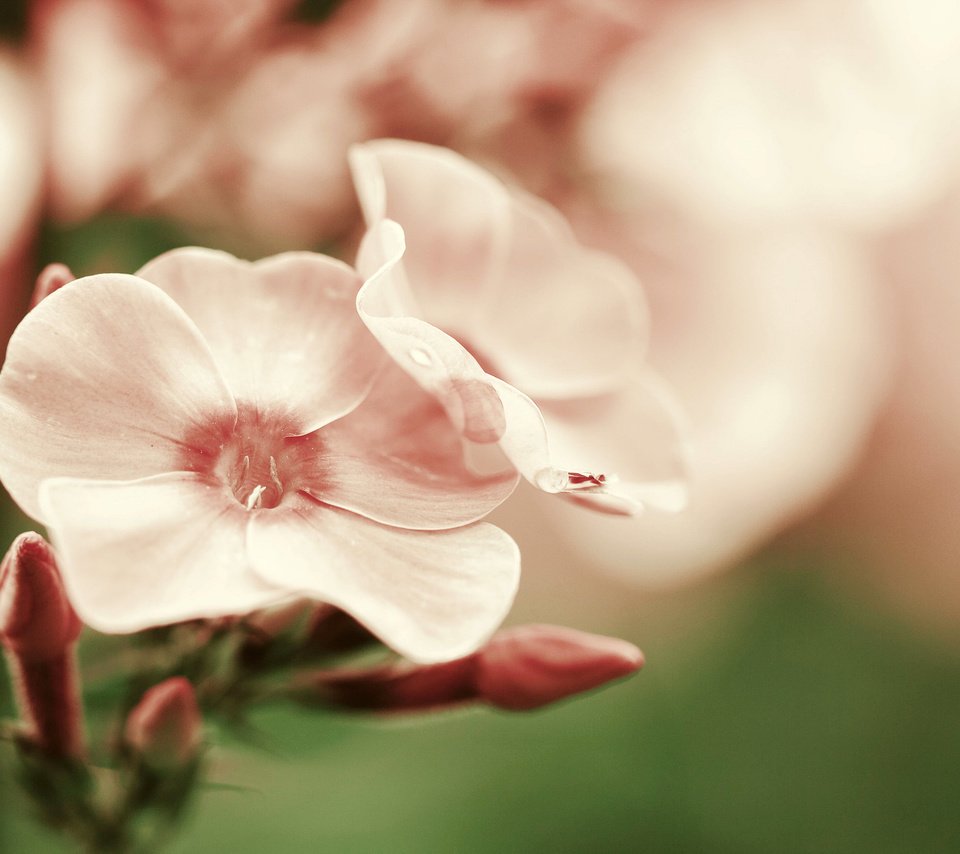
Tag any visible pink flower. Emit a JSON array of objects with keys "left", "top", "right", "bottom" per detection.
[
  {"left": 0, "top": 248, "right": 520, "bottom": 663},
  {"left": 351, "top": 139, "right": 688, "bottom": 515}
]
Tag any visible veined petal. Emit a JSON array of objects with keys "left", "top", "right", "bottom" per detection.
[
  {"left": 0, "top": 275, "right": 237, "bottom": 522},
  {"left": 351, "top": 139, "right": 647, "bottom": 398},
  {"left": 350, "top": 138, "right": 511, "bottom": 332},
  {"left": 357, "top": 221, "right": 507, "bottom": 444},
  {"left": 137, "top": 247, "right": 384, "bottom": 433},
  {"left": 476, "top": 189, "right": 647, "bottom": 399},
  {"left": 304, "top": 363, "right": 518, "bottom": 530},
  {"left": 539, "top": 372, "right": 691, "bottom": 515},
  {"left": 39, "top": 473, "right": 287, "bottom": 633},
  {"left": 491, "top": 374, "right": 690, "bottom": 516},
  {"left": 248, "top": 496, "right": 520, "bottom": 664}
]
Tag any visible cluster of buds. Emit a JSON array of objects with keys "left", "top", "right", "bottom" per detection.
[
  {"left": 0, "top": 533, "right": 205, "bottom": 849},
  {"left": 0, "top": 529, "right": 642, "bottom": 851}
]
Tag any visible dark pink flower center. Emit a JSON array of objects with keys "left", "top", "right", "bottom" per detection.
[{"left": 184, "top": 406, "right": 323, "bottom": 510}]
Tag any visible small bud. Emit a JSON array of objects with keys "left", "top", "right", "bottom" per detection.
[
  {"left": 0, "top": 533, "right": 82, "bottom": 663},
  {"left": 0, "top": 533, "right": 85, "bottom": 758},
  {"left": 30, "top": 262, "right": 76, "bottom": 308},
  {"left": 475, "top": 625, "right": 644, "bottom": 711},
  {"left": 125, "top": 678, "right": 202, "bottom": 771}
]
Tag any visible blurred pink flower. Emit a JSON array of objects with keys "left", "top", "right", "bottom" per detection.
[
  {"left": 36, "top": 0, "right": 168, "bottom": 222},
  {"left": 529, "top": 209, "right": 892, "bottom": 586},
  {"left": 35, "top": 0, "right": 341, "bottom": 245},
  {"left": 361, "top": 0, "right": 648, "bottom": 134},
  {"left": 134, "top": 0, "right": 297, "bottom": 66},
  {"left": 351, "top": 139, "right": 689, "bottom": 516},
  {"left": 0, "top": 51, "right": 43, "bottom": 350},
  {"left": 34, "top": 0, "right": 657, "bottom": 246},
  {"left": 580, "top": 0, "right": 960, "bottom": 234},
  {"left": 0, "top": 248, "right": 519, "bottom": 663},
  {"left": 353, "top": 0, "right": 653, "bottom": 201},
  {"left": 809, "top": 175, "right": 960, "bottom": 628}
]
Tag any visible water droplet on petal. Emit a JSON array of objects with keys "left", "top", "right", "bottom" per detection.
[
  {"left": 534, "top": 468, "right": 570, "bottom": 493},
  {"left": 408, "top": 347, "right": 432, "bottom": 367}
]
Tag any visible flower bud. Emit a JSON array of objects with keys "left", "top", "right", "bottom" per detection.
[
  {"left": 297, "top": 625, "right": 642, "bottom": 714},
  {"left": 475, "top": 624, "right": 644, "bottom": 711},
  {"left": 30, "top": 262, "right": 75, "bottom": 308},
  {"left": 126, "top": 678, "right": 203, "bottom": 771},
  {"left": 0, "top": 532, "right": 82, "bottom": 663},
  {"left": 0, "top": 533, "right": 85, "bottom": 758}
]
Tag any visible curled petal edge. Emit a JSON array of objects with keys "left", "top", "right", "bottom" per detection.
[{"left": 356, "top": 220, "right": 507, "bottom": 444}]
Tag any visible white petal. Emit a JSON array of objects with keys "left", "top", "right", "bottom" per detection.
[
  {"left": 357, "top": 221, "right": 507, "bottom": 444},
  {"left": 471, "top": 189, "right": 647, "bottom": 399},
  {"left": 0, "top": 274, "right": 237, "bottom": 521},
  {"left": 137, "top": 247, "right": 384, "bottom": 433},
  {"left": 352, "top": 139, "right": 647, "bottom": 398},
  {"left": 350, "top": 139, "right": 510, "bottom": 332},
  {"left": 310, "top": 363, "right": 518, "bottom": 530},
  {"left": 539, "top": 371, "right": 691, "bottom": 514},
  {"left": 248, "top": 496, "right": 520, "bottom": 664},
  {"left": 39, "top": 473, "right": 287, "bottom": 633}
]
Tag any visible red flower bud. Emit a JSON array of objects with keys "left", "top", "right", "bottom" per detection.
[
  {"left": 298, "top": 625, "right": 642, "bottom": 715},
  {"left": 30, "top": 262, "right": 76, "bottom": 308},
  {"left": 125, "top": 677, "right": 202, "bottom": 770},
  {"left": 0, "top": 533, "right": 85, "bottom": 758},
  {"left": 475, "top": 624, "right": 643, "bottom": 711},
  {"left": 0, "top": 532, "right": 82, "bottom": 662}
]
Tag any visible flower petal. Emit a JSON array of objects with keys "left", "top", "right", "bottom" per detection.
[
  {"left": 538, "top": 372, "right": 691, "bottom": 515},
  {"left": 351, "top": 138, "right": 647, "bottom": 397},
  {"left": 38, "top": 473, "right": 287, "bottom": 633},
  {"left": 490, "top": 374, "right": 689, "bottom": 515},
  {"left": 305, "top": 363, "right": 519, "bottom": 530},
  {"left": 137, "top": 247, "right": 384, "bottom": 433},
  {"left": 474, "top": 189, "right": 646, "bottom": 398},
  {"left": 248, "top": 496, "right": 520, "bottom": 664},
  {"left": 0, "top": 274, "right": 237, "bottom": 521},
  {"left": 350, "top": 139, "right": 511, "bottom": 332},
  {"left": 356, "top": 220, "right": 507, "bottom": 444}
]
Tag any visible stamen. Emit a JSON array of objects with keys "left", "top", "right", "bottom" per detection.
[
  {"left": 245, "top": 484, "right": 267, "bottom": 511},
  {"left": 564, "top": 471, "right": 619, "bottom": 492},
  {"left": 269, "top": 456, "right": 283, "bottom": 494},
  {"left": 566, "top": 472, "right": 608, "bottom": 488}
]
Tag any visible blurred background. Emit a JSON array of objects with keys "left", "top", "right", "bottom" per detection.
[{"left": 2, "top": 0, "right": 960, "bottom": 851}]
